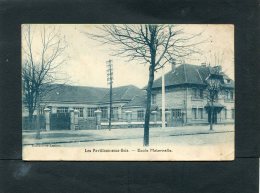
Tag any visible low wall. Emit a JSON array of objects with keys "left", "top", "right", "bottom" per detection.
[{"left": 78, "top": 118, "right": 96, "bottom": 130}]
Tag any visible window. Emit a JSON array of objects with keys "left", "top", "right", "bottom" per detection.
[
  {"left": 232, "top": 109, "right": 235, "bottom": 119},
  {"left": 221, "top": 108, "right": 227, "bottom": 119},
  {"left": 225, "top": 91, "right": 229, "bottom": 99},
  {"left": 158, "top": 109, "right": 169, "bottom": 121},
  {"left": 38, "top": 106, "right": 45, "bottom": 115},
  {"left": 111, "top": 107, "right": 118, "bottom": 119},
  {"left": 198, "top": 108, "right": 203, "bottom": 119},
  {"left": 192, "top": 108, "right": 197, "bottom": 119},
  {"left": 100, "top": 107, "right": 108, "bottom": 119},
  {"left": 192, "top": 89, "right": 196, "bottom": 97},
  {"left": 151, "top": 94, "right": 156, "bottom": 104},
  {"left": 199, "top": 89, "right": 203, "bottom": 99},
  {"left": 192, "top": 108, "right": 203, "bottom": 119},
  {"left": 172, "top": 109, "right": 181, "bottom": 120},
  {"left": 192, "top": 88, "right": 203, "bottom": 99},
  {"left": 230, "top": 91, "right": 234, "bottom": 100},
  {"left": 224, "top": 108, "right": 227, "bottom": 119},
  {"left": 87, "top": 108, "right": 96, "bottom": 117},
  {"left": 57, "top": 107, "right": 68, "bottom": 113},
  {"left": 137, "top": 110, "right": 144, "bottom": 121},
  {"left": 226, "top": 90, "right": 234, "bottom": 100},
  {"left": 74, "top": 107, "right": 84, "bottom": 117}
]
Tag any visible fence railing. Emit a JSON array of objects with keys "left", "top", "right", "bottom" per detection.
[
  {"left": 22, "top": 112, "right": 168, "bottom": 131},
  {"left": 22, "top": 115, "right": 45, "bottom": 130}
]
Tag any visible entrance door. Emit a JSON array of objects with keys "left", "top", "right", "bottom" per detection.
[
  {"left": 172, "top": 109, "right": 183, "bottom": 127},
  {"left": 208, "top": 110, "right": 217, "bottom": 124}
]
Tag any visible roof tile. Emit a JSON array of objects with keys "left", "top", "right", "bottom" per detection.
[{"left": 152, "top": 64, "right": 234, "bottom": 88}]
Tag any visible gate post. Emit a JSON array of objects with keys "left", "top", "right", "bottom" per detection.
[
  {"left": 44, "top": 107, "right": 51, "bottom": 131},
  {"left": 74, "top": 110, "right": 79, "bottom": 130},
  {"left": 69, "top": 108, "right": 75, "bottom": 130},
  {"left": 94, "top": 109, "right": 102, "bottom": 130}
]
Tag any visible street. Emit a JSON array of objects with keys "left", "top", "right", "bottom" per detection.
[
  {"left": 23, "top": 124, "right": 234, "bottom": 160},
  {"left": 23, "top": 124, "right": 234, "bottom": 147},
  {"left": 59, "top": 131, "right": 234, "bottom": 147}
]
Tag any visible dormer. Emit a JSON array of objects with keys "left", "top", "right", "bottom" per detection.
[{"left": 224, "top": 78, "right": 231, "bottom": 84}]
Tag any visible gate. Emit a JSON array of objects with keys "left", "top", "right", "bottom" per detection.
[
  {"left": 50, "top": 113, "right": 70, "bottom": 130},
  {"left": 22, "top": 115, "right": 45, "bottom": 130},
  {"left": 172, "top": 109, "right": 183, "bottom": 127}
]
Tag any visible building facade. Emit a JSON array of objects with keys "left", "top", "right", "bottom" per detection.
[
  {"left": 150, "top": 63, "right": 235, "bottom": 126},
  {"left": 22, "top": 63, "right": 234, "bottom": 130},
  {"left": 22, "top": 84, "right": 147, "bottom": 128}
]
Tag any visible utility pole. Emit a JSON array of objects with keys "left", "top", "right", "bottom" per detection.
[{"left": 106, "top": 60, "right": 113, "bottom": 131}]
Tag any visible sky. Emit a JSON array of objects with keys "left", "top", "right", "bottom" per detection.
[{"left": 22, "top": 24, "right": 234, "bottom": 89}]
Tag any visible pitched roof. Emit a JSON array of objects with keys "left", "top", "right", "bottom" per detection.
[
  {"left": 102, "top": 85, "right": 144, "bottom": 102},
  {"left": 42, "top": 84, "right": 108, "bottom": 103},
  {"left": 123, "top": 91, "right": 147, "bottom": 108},
  {"left": 42, "top": 84, "right": 144, "bottom": 104},
  {"left": 152, "top": 64, "right": 234, "bottom": 88}
]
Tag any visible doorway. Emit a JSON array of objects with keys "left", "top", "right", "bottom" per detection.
[{"left": 172, "top": 109, "right": 183, "bottom": 126}]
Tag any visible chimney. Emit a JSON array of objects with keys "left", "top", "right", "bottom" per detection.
[
  {"left": 171, "top": 58, "right": 176, "bottom": 71},
  {"left": 213, "top": 65, "right": 222, "bottom": 73},
  {"left": 217, "top": 65, "right": 222, "bottom": 72}
]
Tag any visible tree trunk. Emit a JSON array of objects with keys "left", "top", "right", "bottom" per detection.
[
  {"left": 35, "top": 105, "right": 41, "bottom": 139},
  {"left": 28, "top": 109, "right": 34, "bottom": 130},
  {"left": 143, "top": 65, "right": 155, "bottom": 146},
  {"left": 210, "top": 101, "right": 213, "bottom": 131}
]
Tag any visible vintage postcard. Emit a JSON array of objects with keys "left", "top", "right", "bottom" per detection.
[{"left": 22, "top": 24, "right": 234, "bottom": 161}]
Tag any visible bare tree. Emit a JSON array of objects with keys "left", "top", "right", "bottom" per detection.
[
  {"left": 87, "top": 24, "right": 203, "bottom": 146},
  {"left": 22, "top": 24, "right": 68, "bottom": 135},
  {"left": 205, "top": 66, "right": 223, "bottom": 131}
]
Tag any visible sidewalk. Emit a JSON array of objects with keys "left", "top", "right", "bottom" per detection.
[{"left": 23, "top": 124, "right": 234, "bottom": 146}]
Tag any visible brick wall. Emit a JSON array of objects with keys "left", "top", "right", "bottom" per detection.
[{"left": 152, "top": 86, "right": 235, "bottom": 125}]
